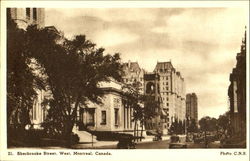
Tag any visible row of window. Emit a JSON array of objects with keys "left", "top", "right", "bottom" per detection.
[
  {"left": 123, "top": 78, "right": 143, "bottom": 83},
  {"left": 157, "top": 69, "right": 171, "bottom": 73},
  {"left": 88, "top": 109, "right": 119, "bottom": 126},
  {"left": 162, "top": 97, "right": 169, "bottom": 101},
  {"left": 160, "top": 76, "right": 169, "bottom": 80},
  {"left": 162, "top": 87, "right": 169, "bottom": 90},
  {"left": 26, "top": 8, "right": 37, "bottom": 21},
  {"left": 162, "top": 82, "right": 169, "bottom": 85}
]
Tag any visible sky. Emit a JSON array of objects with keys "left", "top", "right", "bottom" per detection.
[{"left": 45, "top": 8, "right": 248, "bottom": 119}]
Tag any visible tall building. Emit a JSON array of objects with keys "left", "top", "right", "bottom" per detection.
[
  {"left": 7, "top": 8, "right": 46, "bottom": 129},
  {"left": 186, "top": 93, "right": 198, "bottom": 124},
  {"left": 154, "top": 62, "right": 186, "bottom": 129},
  {"left": 228, "top": 30, "right": 246, "bottom": 143},
  {"left": 7, "top": 8, "right": 45, "bottom": 29},
  {"left": 122, "top": 61, "right": 145, "bottom": 93},
  {"left": 122, "top": 61, "right": 186, "bottom": 134},
  {"left": 144, "top": 73, "right": 168, "bottom": 134}
]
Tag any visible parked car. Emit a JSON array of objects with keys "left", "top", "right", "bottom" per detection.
[
  {"left": 169, "top": 143, "right": 187, "bottom": 148},
  {"left": 117, "top": 134, "right": 136, "bottom": 149},
  {"left": 169, "top": 135, "right": 187, "bottom": 149}
]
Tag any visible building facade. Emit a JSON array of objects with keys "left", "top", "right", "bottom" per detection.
[
  {"left": 77, "top": 80, "right": 134, "bottom": 133},
  {"left": 144, "top": 73, "right": 168, "bottom": 134},
  {"left": 186, "top": 93, "right": 198, "bottom": 125},
  {"left": 7, "top": 8, "right": 45, "bottom": 29},
  {"left": 122, "top": 61, "right": 186, "bottom": 134},
  {"left": 228, "top": 30, "right": 246, "bottom": 142},
  {"left": 122, "top": 61, "right": 145, "bottom": 93},
  {"left": 7, "top": 8, "right": 46, "bottom": 129},
  {"left": 154, "top": 62, "right": 186, "bottom": 129}
]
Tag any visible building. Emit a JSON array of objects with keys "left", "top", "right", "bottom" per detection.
[
  {"left": 7, "top": 8, "right": 45, "bottom": 29},
  {"left": 77, "top": 80, "right": 134, "bottom": 133},
  {"left": 154, "top": 62, "right": 186, "bottom": 129},
  {"left": 228, "top": 30, "right": 246, "bottom": 143},
  {"left": 7, "top": 8, "right": 46, "bottom": 129},
  {"left": 122, "top": 61, "right": 186, "bottom": 134},
  {"left": 122, "top": 61, "right": 145, "bottom": 93},
  {"left": 144, "top": 73, "right": 168, "bottom": 134},
  {"left": 186, "top": 93, "right": 198, "bottom": 125}
]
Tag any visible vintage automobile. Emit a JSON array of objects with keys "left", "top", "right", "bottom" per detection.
[
  {"left": 169, "top": 135, "right": 187, "bottom": 149},
  {"left": 117, "top": 134, "right": 137, "bottom": 149}
]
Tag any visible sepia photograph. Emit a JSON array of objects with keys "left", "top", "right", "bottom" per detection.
[{"left": 0, "top": 1, "right": 249, "bottom": 161}]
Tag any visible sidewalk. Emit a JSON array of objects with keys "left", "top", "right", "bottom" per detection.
[
  {"left": 10, "top": 135, "right": 171, "bottom": 149},
  {"left": 71, "top": 141, "right": 118, "bottom": 149},
  {"left": 139, "top": 135, "right": 170, "bottom": 143}
]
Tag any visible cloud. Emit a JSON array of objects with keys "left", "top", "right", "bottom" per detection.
[{"left": 45, "top": 8, "right": 248, "bottom": 119}]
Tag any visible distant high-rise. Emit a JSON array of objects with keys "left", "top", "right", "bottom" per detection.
[
  {"left": 7, "top": 8, "right": 45, "bottom": 29},
  {"left": 186, "top": 93, "right": 198, "bottom": 124}
]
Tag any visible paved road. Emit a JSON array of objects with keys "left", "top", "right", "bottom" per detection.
[
  {"left": 186, "top": 141, "right": 221, "bottom": 148},
  {"left": 136, "top": 140, "right": 170, "bottom": 149}
]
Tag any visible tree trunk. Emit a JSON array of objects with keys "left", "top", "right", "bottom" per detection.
[
  {"left": 140, "top": 120, "right": 144, "bottom": 141},
  {"left": 134, "top": 121, "right": 137, "bottom": 142},
  {"left": 204, "top": 130, "right": 208, "bottom": 148}
]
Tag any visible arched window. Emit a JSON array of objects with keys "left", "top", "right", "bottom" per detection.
[{"left": 146, "top": 82, "right": 155, "bottom": 94}]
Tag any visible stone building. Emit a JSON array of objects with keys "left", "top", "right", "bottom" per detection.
[
  {"left": 122, "top": 61, "right": 145, "bottom": 93},
  {"left": 122, "top": 61, "right": 186, "bottom": 134},
  {"left": 154, "top": 62, "right": 186, "bottom": 129},
  {"left": 77, "top": 80, "right": 134, "bottom": 133},
  {"left": 228, "top": 30, "right": 246, "bottom": 142},
  {"left": 7, "top": 8, "right": 45, "bottom": 29},
  {"left": 186, "top": 93, "right": 198, "bottom": 125},
  {"left": 7, "top": 8, "right": 46, "bottom": 129},
  {"left": 144, "top": 73, "right": 168, "bottom": 134}
]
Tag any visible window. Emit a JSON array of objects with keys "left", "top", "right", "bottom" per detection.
[
  {"left": 7, "top": 8, "right": 11, "bottom": 20},
  {"left": 33, "top": 8, "right": 37, "bottom": 20},
  {"left": 167, "top": 103, "right": 169, "bottom": 106},
  {"left": 26, "top": 8, "right": 30, "bottom": 19},
  {"left": 101, "top": 111, "right": 106, "bottom": 125},
  {"left": 87, "top": 109, "right": 95, "bottom": 126},
  {"left": 115, "top": 109, "right": 119, "bottom": 125}
]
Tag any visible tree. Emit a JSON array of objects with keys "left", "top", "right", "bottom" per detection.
[
  {"left": 187, "top": 118, "right": 198, "bottom": 133},
  {"left": 199, "top": 116, "right": 217, "bottom": 132},
  {"left": 25, "top": 25, "right": 122, "bottom": 142},
  {"left": 7, "top": 20, "right": 44, "bottom": 132},
  {"left": 141, "top": 94, "right": 159, "bottom": 139},
  {"left": 217, "top": 112, "right": 230, "bottom": 135},
  {"left": 122, "top": 82, "right": 144, "bottom": 141},
  {"left": 199, "top": 116, "right": 218, "bottom": 148},
  {"left": 122, "top": 82, "right": 158, "bottom": 141}
]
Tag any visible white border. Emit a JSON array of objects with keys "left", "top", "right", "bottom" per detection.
[{"left": 1, "top": 1, "right": 249, "bottom": 161}]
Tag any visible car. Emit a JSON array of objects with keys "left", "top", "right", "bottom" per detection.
[
  {"left": 169, "top": 135, "right": 187, "bottom": 149},
  {"left": 117, "top": 135, "right": 136, "bottom": 149},
  {"left": 169, "top": 143, "right": 187, "bottom": 149}
]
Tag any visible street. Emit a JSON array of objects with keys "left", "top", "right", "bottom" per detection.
[{"left": 136, "top": 140, "right": 170, "bottom": 149}]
